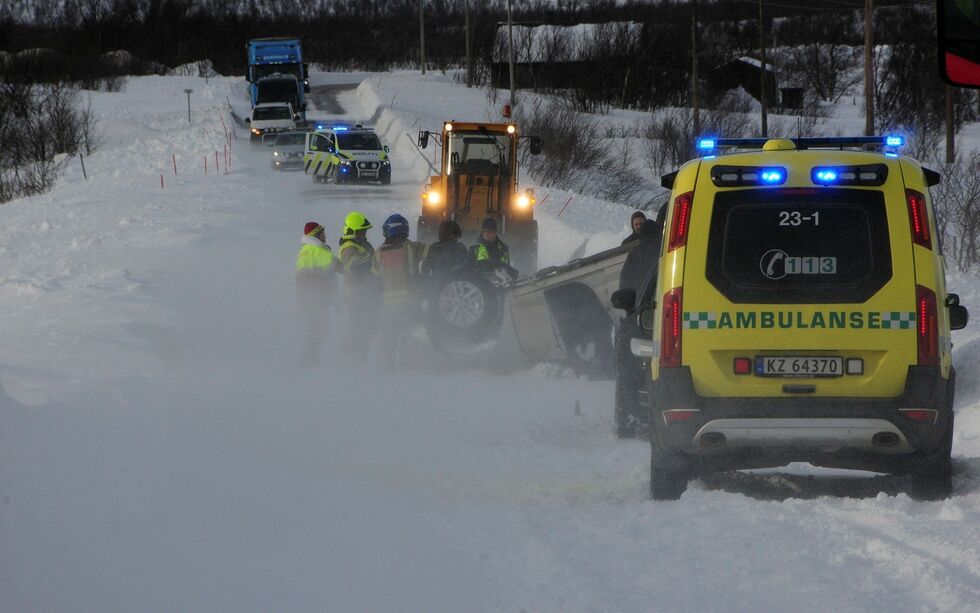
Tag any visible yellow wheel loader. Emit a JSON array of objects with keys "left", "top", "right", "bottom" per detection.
[{"left": 417, "top": 121, "right": 542, "bottom": 274}]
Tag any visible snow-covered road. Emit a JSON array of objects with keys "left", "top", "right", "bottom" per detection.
[{"left": 2, "top": 72, "right": 980, "bottom": 612}]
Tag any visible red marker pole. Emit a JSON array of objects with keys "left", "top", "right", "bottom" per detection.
[
  {"left": 215, "top": 150, "right": 219, "bottom": 172},
  {"left": 557, "top": 195, "right": 574, "bottom": 217},
  {"left": 160, "top": 174, "right": 164, "bottom": 188},
  {"left": 204, "top": 155, "right": 208, "bottom": 175},
  {"left": 172, "top": 153, "right": 177, "bottom": 175}
]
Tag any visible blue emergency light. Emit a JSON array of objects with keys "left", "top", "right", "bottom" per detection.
[
  {"left": 814, "top": 169, "right": 839, "bottom": 183},
  {"left": 333, "top": 126, "right": 348, "bottom": 131},
  {"left": 760, "top": 169, "right": 785, "bottom": 183},
  {"left": 885, "top": 135, "right": 905, "bottom": 148},
  {"left": 697, "top": 138, "right": 716, "bottom": 151},
  {"left": 811, "top": 164, "right": 888, "bottom": 186}
]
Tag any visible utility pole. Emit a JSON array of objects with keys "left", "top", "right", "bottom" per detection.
[
  {"left": 466, "top": 2, "right": 473, "bottom": 87},
  {"left": 759, "top": 0, "right": 768, "bottom": 137},
  {"left": 946, "top": 85, "right": 955, "bottom": 164},
  {"left": 507, "top": 0, "right": 516, "bottom": 108},
  {"left": 864, "top": 0, "right": 874, "bottom": 136},
  {"left": 692, "top": 0, "right": 700, "bottom": 138},
  {"left": 419, "top": 0, "right": 426, "bottom": 75},
  {"left": 184, "top": 88, "right": 192, "bottom": 123}
]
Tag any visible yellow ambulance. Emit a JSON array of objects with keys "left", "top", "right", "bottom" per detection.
[{"left": 646, "top": 136, "right": 969, "bottom": 499}]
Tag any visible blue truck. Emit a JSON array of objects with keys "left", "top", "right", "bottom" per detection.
[{"left": 246, "top": 37, "right": 309, "bottom": 116}]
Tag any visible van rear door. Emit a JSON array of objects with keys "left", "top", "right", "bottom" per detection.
[{"left": 681, "top": 184, "right": 917, "bottom": 398}]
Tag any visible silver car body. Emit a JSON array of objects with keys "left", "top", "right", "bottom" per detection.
[{"left": 269, "top": 130, "right": 308, "bottom": 170}]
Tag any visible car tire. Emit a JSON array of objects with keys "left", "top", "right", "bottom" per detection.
[
  {"left": 381, "top": 174, "right": 391, "bottom": 185},
  {"left": 908, "top": 412, "right": 954, "bottom": 500},
  {"left": 650, "top": 442, "right": 688, "bottom": 500},
  {"left": 424, "top": 269, "right": 501, "bottom": 351}
]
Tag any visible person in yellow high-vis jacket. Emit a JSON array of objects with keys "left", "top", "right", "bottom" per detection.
[
  {"left": 337, "top": 211, "right": 380, "bottom": 357},
  {"left": 372, "top": 214, "right": 425, "bottom": 369},
  {"left": 295, "top": 221, "right": 336, "bottom": 364}
]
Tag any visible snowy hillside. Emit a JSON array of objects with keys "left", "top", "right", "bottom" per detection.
[{"left": 2, "top": 71, "right": 980, "bottom": 612}]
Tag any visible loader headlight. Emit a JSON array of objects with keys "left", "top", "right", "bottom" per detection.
[
  {"left": 425, "top": 191, "right": 442, "bottom": 205},
  {"left": 516, "top": 194, "right": 531, "bottom": 209},
  {"left": 251, "top": 128, "right": 261, "bottom": 135}
]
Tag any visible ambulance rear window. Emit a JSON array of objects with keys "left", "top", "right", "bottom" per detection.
[{"left": 705, "top": 189, "right": 892, "bottom": 303}]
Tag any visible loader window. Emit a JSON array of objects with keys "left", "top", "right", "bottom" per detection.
[{"left": 447, "top": 132, "right": 512, "bottom": 175}]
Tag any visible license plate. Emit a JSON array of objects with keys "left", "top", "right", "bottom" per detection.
[{"left": 756, "top": 356, "right": 843, "bottom": 377}]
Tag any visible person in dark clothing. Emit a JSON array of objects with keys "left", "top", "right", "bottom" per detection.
[
  {"left": 618, "top": 219, "right": 663, "bottom": 304},
  {"left": 421, "top": 220, "right": 468, "bottom": 277},
  {"left": 621, "top": 211, "right": 648, "bottom": 245},
  {"left": 469, "top": 217, "right": 518, "bottom": 278},
  {"left": 614, "top": 217, "right": 665, "bottom": 437}
]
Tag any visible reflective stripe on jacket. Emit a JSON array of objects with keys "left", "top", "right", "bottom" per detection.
[{"left": 338, "top": 239, "right": 375, "bottom": 275}]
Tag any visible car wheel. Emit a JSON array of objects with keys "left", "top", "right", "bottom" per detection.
[
  {"left": 650, "top": 442, "right": 688, "bottom": 500},
  {"left": 424, "top": 270, "right": 502, "bottom": 351},
  {"left": 381, "top": 174, "right": 391, "bottom": 185},
  {"left": 908, "top": 413, "right": 954, "bottom": 500}
]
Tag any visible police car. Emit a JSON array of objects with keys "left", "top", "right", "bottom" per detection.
[
  {"left": 302, "top": 124, "right": 391, "bottom": 185},
  {"left": 645, "top": 136, "right": 969, "bottom": 500}
]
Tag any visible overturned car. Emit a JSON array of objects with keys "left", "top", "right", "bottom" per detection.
[{"left": 421, "top": 243, "right": 633, "bottom": 377}]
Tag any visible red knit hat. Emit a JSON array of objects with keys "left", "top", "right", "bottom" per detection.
[{"left": 304, "top": 221, "right": 324, "bottom": 237}]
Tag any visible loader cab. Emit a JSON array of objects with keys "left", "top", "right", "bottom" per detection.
[{"left": 418, "top": 121, "right": 541, "bottom": 273}]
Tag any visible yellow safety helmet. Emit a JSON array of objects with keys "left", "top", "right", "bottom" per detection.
[{"left": 344, "top": 211, "right": 372, "bottom": 232}]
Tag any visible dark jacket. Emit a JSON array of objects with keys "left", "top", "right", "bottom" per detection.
[
  {"left": 621, "top": 231, "right": 641, "bottom": 246},
  {"left": 618, "top": 220, "right": 663, "bottom": 309},
  {"left": 421, "top": 239, "right": 468, "bottom": 277}
]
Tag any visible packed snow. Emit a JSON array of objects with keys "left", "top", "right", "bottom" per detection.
[{"left": 2, "top": 70, "right": 980, "bottom": 612}]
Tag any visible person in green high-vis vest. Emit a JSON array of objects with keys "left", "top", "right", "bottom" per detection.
[{"left": 296, "top": 221, "right": 336, "bottom": 364}]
